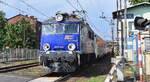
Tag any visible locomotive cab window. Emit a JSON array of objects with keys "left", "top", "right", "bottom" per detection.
[
  {"left": 64, "top": 24, "right": 79, "bottom": 34},
  {"left": 55, "top": 24, "right": 64, "bottom": 33},
  {"left": 42, "top": 23, "right": 79, "bottom": 34},
  {"left": 42, "top": 24, "right": 55, "bottom": 34}
]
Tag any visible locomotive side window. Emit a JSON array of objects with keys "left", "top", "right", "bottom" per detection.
[
  {"left": 91, "top": 32, "right": 94, "bottom": 40},
  {"left": 88, "top": 31, "right": 92, "bottom": 38},
  {"left": 88, "top": 31, "right": 94, "bottom": 40}
]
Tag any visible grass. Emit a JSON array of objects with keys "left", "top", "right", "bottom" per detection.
[
  {"left": 5, "top": 66, "right": 49, "bottom": 77},
  {"left": 19, "top": 71, "right": 46, "bottom": 76},
  {"left": 123, "top": 64, "right": 135, "bottom": 77},
  {"left": 124, "top": 67, "right": 135, "bottom": 76},
  {"left": 77, "top": 75, "right": 106, "bottom": 82},
  {"left": 124, "top": 65, "right": 150, "bottom": 81},
  {"left": 15, "top": 59, "right": 38, "bottom": 65},
  {"left": 145, "top": 75, "right": 150, "bottom": 81}
]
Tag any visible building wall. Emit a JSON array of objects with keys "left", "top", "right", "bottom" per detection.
[
  {"left": 118, "top": 5, "right": 150, "bottom": 61},
  {"left": 127, "top": 6, "right": 150, "bottom": 20}
]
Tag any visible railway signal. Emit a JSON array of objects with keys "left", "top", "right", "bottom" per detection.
[
  {"left": 134, "top": 16, "right": 150, "bottom": 82},
  {"left": 134, "top": 17, "right": 150, "bottom": 30}
]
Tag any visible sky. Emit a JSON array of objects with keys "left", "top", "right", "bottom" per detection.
[{"left": 0, "top": 0, "right": 117, "bottom": 40}]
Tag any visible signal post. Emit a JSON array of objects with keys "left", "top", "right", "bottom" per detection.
[{"left": 134, "top": 17, "right": 150, "bottom": 82}]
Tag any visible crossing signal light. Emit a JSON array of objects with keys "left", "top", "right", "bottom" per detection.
[{"left": 134, "top": 17, "right": 150, "bottom": 30}]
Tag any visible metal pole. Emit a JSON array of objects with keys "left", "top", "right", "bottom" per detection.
[
  {"left": 116, "top": 0, "right": 120, "bottom": 55},
  {"left": 121, "top": 21, "right": 124, "bottom": 57},
  {"left": 100, "top": 16, "right": 115, "bottom": 55},
  {"left": 120, "top": 0, "right": 122, "bottom": 9},
  {"left": 124, "top": 0, "right": 127, "bottom": 55},
  {"left": 111, "top": 20, "right": 115, "bottom": 56}
]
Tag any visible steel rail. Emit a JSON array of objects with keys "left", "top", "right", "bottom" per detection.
[
  {"left": 54, "top": 74, "right": 71, "bottom": 82},
  {"left": 0, "top": 62, "right": 39, "bottom": 73}
]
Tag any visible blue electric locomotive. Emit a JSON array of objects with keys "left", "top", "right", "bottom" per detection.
[{"left": 39, "top": 12, "right": 105, "bottom": 72}]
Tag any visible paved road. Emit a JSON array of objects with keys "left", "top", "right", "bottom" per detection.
[{"left": 0, "top": 74, "right": 32, "bottom": 82}]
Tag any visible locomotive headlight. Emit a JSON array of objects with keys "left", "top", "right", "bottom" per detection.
[
  {"left": 68, "top": 43, "right": 76, "bottom": 51},
  {"left": 55, "top": 14, "right": 63, "bottom": 21},
  {"left": 43, "top": 43, "right": 50, "bottom": 51}
]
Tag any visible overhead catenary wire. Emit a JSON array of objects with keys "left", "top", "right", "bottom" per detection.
[
  {"left": 86, "top": 14, "right": 108, "bottom": 37},
  {"left": 76, "top": 0, "right": 84, "bottom": 10},
  {"left": 74, "top": 0, "right": 110, "bottom": 38},
  {"left": 65, "top": 0, "right": 78, "bottom": 10},
  {"left": 0, "top": 0, "right": 28, "bottom": 14},
  {"left": 65, "top": 0, "right": 110, "bottom": 38},
  {"left": 64, "top": 0, "right": 85, "bottom": 21},
  {"left": 0, "top": 0, "right": 45, "bottom": 21},
  {"left": 75, "top": 0, "right": 87, "bottom": 20},
  {"left": 20, "top": 0, "right": 49, "bottom": 18}
]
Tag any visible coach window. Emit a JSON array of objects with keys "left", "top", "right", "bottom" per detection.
[{"left": 91, "top": 33, "right": 94, "bottom": 40}]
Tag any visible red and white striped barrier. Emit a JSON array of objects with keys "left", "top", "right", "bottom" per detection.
[
  {"left": 138, "top": 32, "right": 144, "bottom": 82},
  {"left": 105, "top": 57, "right": 123, "bottom": 82}
]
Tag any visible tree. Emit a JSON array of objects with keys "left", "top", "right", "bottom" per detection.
[
  {"left": 0, "top": 11, "right": 36, "bottom": 49},
  {"left": 129, "top": 0, "right": 150, "bottom": 5},
  {"left": 3, "top": 20, "right": 36, "bottom": 49},
  {"left": 0, "top": 11, "right": 6, "bottom": 49}
]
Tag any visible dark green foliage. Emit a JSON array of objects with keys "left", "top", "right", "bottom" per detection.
[
  {"left": 3, "top": 20, "right": 36, "bottom": 48},
  {"left": 0, "top": 11, "right": 6, "bottom": 49},
  {"left": 129, "top": 0, "right": 150, "bottom": 5},
  {"left": 0, "top": 11, "right": 36, "bottom": 49}
]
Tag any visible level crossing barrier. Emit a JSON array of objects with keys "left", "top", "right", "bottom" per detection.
[{"left": 105, "top": 56, "right": 123, "bottom": 82}]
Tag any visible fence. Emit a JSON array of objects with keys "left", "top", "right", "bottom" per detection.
[{"left": 0, "top": 48, "right": 40, "bottom": 63}]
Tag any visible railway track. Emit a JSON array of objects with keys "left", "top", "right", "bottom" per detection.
[
  {"left": 29, "top": 65, "right": 93, "bottom": 82},
  {"left": 0, "top": 62, "right": 39, "bottom": 73},
  {"left": 29, "top": 52, "right": 112, "bottom": 82},
  {"left": 29, "top": 64, "right": 96, "bottom": 82},
  {"left": 54, "top": 74, "right": 71, "bottom": 82}
]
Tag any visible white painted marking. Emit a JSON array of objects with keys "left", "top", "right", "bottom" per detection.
[
  {"left": 28, "top": 77, "right": 61, "bottom": 82},
  {"left": 138, "top": 55, "right": 142, "bottom": 61},
  {"left": 139, "top": 68, "right": 143, "bottom": 75}
]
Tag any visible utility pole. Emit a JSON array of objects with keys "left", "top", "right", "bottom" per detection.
[
  {"left": 111, "top": 19, "right": 115, "bottom": 55},
  {"left": 124, "top": 0, "right": 127, "bottom": 57},
  {"left": 116, "top": 0, "right": 119, "bottom": 55},
  {"left": 120, "top": 0, "right": 122, "bottom": 9},
  {"left": 100, "top": 13, "right": 115, "bottom": 55}
]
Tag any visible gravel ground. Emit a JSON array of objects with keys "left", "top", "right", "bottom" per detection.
[
  {"left": 64, "top": 53, "right": 112, "bottom": 82},
  {"left": 1, "top": 66, "right": 49, "bottom": 78}
]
